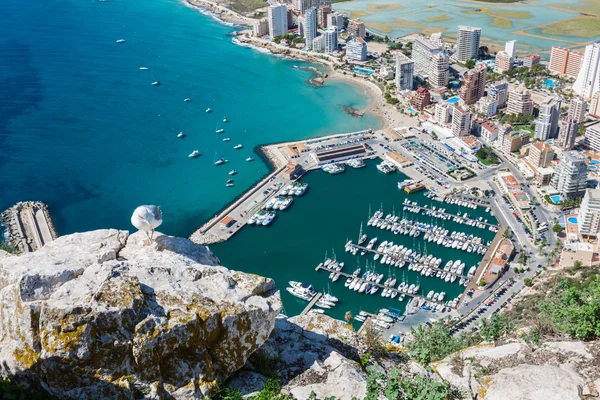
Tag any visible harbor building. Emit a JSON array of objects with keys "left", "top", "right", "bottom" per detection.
[
  {"left": 456, "top": 26, "right": 481, "bottom": 62},
  {"left": 323, "top": 27, "right": 338, "bottom": 53},
  {"left": 506, "top": 86, "right": 533, "bottom": 116},
  {"left": 346, "top": 37, "right": 367, "bottom": 61},
  {"left": 253, "top": 18, "right": 269, "bottom": 37},
  {"left": 549, "top": 46, "right": 584, "bottom": 78},
  {"left": 534, "top": 97, "right": 561, "bottom": 140},
  {"left": 584, "top": 122, "right": 600, "bottom": 152},
  {"left": 502, "top": 129, "right": 530, "bottom": 153},
  {"left": 268, "top": 4, "right": 288, "bottom": 38},
  {"left": 411, "top": 87, "right": 431, "bottom": 112},
  {"left": 304, "top": 7, "right": 317, "bottom": 49},
  {"left": 551, "top": 151, "right": 588, "bottom": 198},
  {"left": 568, "top": 96, "right": 588, "bottom": 123},
  {"left": 317, "top": 4, "right": 331, "bottom": 28},
  {"left": 310, "top": 143, "right": 368, "bottom": 165},
  {"left": 327, "top": 12, "right": 343, "bottom": 31},
  {"left": 429, "top": 52, "right": 450, "bottom": 91},
  {"left": 557, "top": 118, "right": 578, "bottom": 150},
  {"left": 528, "top": 142, "right": 554, "bottom": 168},
  {"left": 573, "top": 40, "right": 600, "bottom": 98},
  {"left": 451, "top": 105, "right": 472, "bottom": 137},
  {"left": 494, "top": 51, "right": 512, "bottom": 73},
  {"left": 459, "top": 63, "right": 486, "bottom": 105},
  {"left": 481, "top": 121, "right": 498, "bottom": 142},
  {"left": 395, "top": 53, "right": 414, "bottom": 90},
  {"left": 578, "top": 189, "right": 600, "bottom": 237},
  {"left": 434, "top": 102, "right": 451, "bottom": 124},
  {"left": 476, "top": 96, "right": 497, "bottom": 117},
  {"left": 412, "top": 37, "right": 443, "bottom": 73},
  {"left": 520, "top": 54, "right": 540, "bottom": 68},
  {"left": 488, "top": 82, "right": 508, "bottom": 108},
  {"left": 348, "top": 19, "right": 366, "bottom": 39}
]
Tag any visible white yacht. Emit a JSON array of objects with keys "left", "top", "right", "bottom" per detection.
[
  {"left": 206, "top": 108, "right": 212, "bottom": 113},
  {"left": 216, "top": 128, "right": 224, "bottom": 133},
  {"left": 188, "top": 150, "right": 200, "bottom": 158},
  {"left": 246, "top": 157, "right": 254, "bottom": 162},
  {"left": 177, "top": 132, "right": 185, "bottom": 138},
  {"left": 116, "top": 39, "right": 126, "bottom": 43},
  {"left": 229, "top": 170, "right": 237, "bottom": 176},
  {"left": 139, "top": 67, "right": 148, "bottom": 70},
  {"left": 226, "top": 183, "right": 234, "bottom": 187},
  {"left": 223, "top": 117, "right": 228, "bottom": 123},
  {"left": 234, "top": 144, "right": 243, "bottom": 149},
  {"left": 223, "top": 137, "right": 231, "bottom": 142},
  {"left": 184, "top": 98, "right": 191, "bottom": 102},
  {"left": 151, "top": 81, "right": 161, "bottom": 86}
]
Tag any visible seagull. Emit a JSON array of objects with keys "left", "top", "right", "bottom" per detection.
[{"left": 131, "top": 205, "right": 163, "bottom": 242}]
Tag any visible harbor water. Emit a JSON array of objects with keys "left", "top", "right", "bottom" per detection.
[{"left": 213, "top": 160, "right": 497, "bottom": 321}]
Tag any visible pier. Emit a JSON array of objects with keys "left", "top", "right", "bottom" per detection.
[
  {"left": 402, "top": 203, "right": 498, "bottom": 228},
  {"left": 300, "top": 292, "right": 323, "bottom": 316},
  {"left": 1, "top": 202, "right": 58, "bottom": 252}
]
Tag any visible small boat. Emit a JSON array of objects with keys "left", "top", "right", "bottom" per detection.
[
  {"left": 188, "top": 150, "right": 200, "bottom": 158},
  {"left": 116, "top": 39, "right": 126, "bottom": 43},
  {"left": 227, "top": 179, "right": 234, "bottom": 183},
  {"left": 226, "top": 183, "right": 234, "bottom": 187},
  {"left": 229, "top": 170, "right": 237, "bottom": 176},
  {"left": 184, "top": 98, "right": 191, "bottom": 102},
  {"left": 234, "top": 144, "right": 243, "bottom": 149},
  {"left": 206, "top": 108, "right": 212, "bottom": 113},
  {"left": 223, "top": 137, "right": 231, "bottom": 142},
  {"left": 177, "top": 132, "right": 185, "bottom": 138},
  {"left": 223, "top": 117, "right": 228, "bottom": 123},
  {"left": 151, "top": 81, "right": 161, "bottom": 86},
  {"left": 246, "top": 157, "right": 254, "bottom": 162},
  {"left": 139, "top": 67, "right": 148, "bottom": 70},
  {"left": 216, "top": 128, "right": 224, "bottom": 134}
]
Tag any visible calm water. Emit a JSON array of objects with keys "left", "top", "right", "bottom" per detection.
[
  {"left": 214, "top": 161, "right": 497, "bottom": 319},
  {"left": 0, "top": 0, "right": 379, "bottom": 237}
]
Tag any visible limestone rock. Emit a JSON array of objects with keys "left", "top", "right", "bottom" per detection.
[{"left": 0, "top": 229, "right": 281, "bottom": 399}]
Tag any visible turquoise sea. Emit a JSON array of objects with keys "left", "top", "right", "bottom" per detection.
[{"left": 0, "top": 0, "right": 379, "bottom": 237}]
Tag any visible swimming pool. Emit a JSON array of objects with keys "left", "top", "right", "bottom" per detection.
[
  {"left": 446, "top": 97, "right": 460, "bottom": 104},
  {"left": 589, "top": 165, "right": 597, "bottom": 171},
  {"left": 543, "top": 78, "right": 556, "bottom": 89},
  {"left": 568, "top": 217, "right": 578, "bottom": 224},
  {"left": 407, "top": 107, "right": 418, "bottom": 113},
  {"left": 550, "top": 195, "right": 562, "bottom": 203},
  {"left": 353, "top": 67, "right": 374, "bottom": 75},
  {"left": 450, "top": 81, "right": 460, "bottom": 89},
  {"left": 591, "top": 160, "right": 600, "bottom": 165},
  {"left": 547, "top": 140, "right": 554, "bottom": 145}
]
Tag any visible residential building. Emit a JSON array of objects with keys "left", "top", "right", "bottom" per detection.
[
  {"left": 327, "top": 12, "right": 343, "bottom": 31},
  {"left": 503, "top": 129, "right": 530, "bottom": 153},
  {"left": 497, "top": 124, "right": 512, "bottom": 147},
  {"left": 323, "top": 27, "right": 337, "bottom": 53},
  {"left": 578, "top": 189, "right": 600, "bottom": 236},
  {"left": 429, "top": 52, "right": 449, "bottom": 90},
  {"left": 253, "top": 19, "right": 269, "bottom": 37},
  {"left": 294, "top": 0, "right": 332, "bottom": 14},
  {"left": 494, "top": 51, "right": 512, "bottom": 73},
  {"left": 451, "top": 105, "right": 472, "bottom": 136},
  {"left": 591, "top": 92, "right": 600, "bottom": 118},
  {"left": 481, "top": 121, "right": 498, "bottom": 142},
  {"left": 549, "top": 46, "right": 584, "bottom": 78},
  {"left": 489, "top": 82, "right": 508, "bottom": 108},
  {"left": 311, "top": 35, "right": 325, "bottom": 52},
  {"left": 346, "top": 37, "right": 367, "bottom": 61},
  {"left": 304, "top": 7, "right": 317, "bottom": 48},
  {"left": 528, "top": 142, "right": 554, "bottom": 168},
  {"left": 534, "top": 97, "right": 562, "bottom": 140},
  {"left": 434, "top": 102, "right": 451, "bottom": 124},
  {"left": 459, "top": 63, "right": 486, "bottom": 105},
  {"left": 506, "top": 86, "right": 533, "bottom": 116},
  {"left": 520, "top": 54, "right": 540, "bottom": 68},
  {"left": 395, "top": 53, "right": 414, "bottom": 90},
  {"left": 456, "top": 26, "right": 481, "bottom": 62},
  {"left": 317, "top": 5, "right": 331, "bottom": 28},
  {"left": 573, "top": 40, "right": 600, "bottom": 98},
  {"left": 537, "top": 167, "right": 555, "bottom": 186},
  {"left": 584, "top": 122, "right": 600, "bottom": 152},
  {"left": 411, "top": 87, "right": 431, "bottom": 111},
  {"left": 287, "top": 9, "right": 294, "bottom": 29},
  {"left": 568, "top": 96, "right": 587, "bottom": 123},
  {"left": 412, "top": 37, "right": 443, "bottom": 73},
  {"left": 505, "top": 40, "right": 517, "bottom": 59},
  {"left": 477, "top": 96, "right": 497, "bottom": 117},
  {"left": 348, "top": 19, "right": 366, "bottom": 39},
  {"left": 551, "top": 151, "right": 588, "bottom": 198},
  {"left": 556, "top": 118, "right": 578, "bottom": 150},
  {"left": 267, "top": 4, "right": 288, "bottom": 38}
]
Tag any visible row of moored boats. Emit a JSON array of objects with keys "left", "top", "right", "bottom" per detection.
[{"left": 286, "top": 281, "right": 338, "bottom": 309}]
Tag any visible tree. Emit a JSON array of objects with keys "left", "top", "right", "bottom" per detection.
[
  {"left": 465, "top": 59, "right": 476, "bottom": 69},
  {"left": 552, "top": 223, "right": 564, "bottom": 234},
  {"left": 573, "top": 260, "right": 583, "bottom": 270},
  {"left": 479, "top": 314, "right": 514, "bottom": 344},
  {"left": 407, "top": 321, "right": 472, "bottom": 365},
  {"left": 503, "top": 228, "right": 512, "bottom": 239},
  {"left": 524, "top": 277, "right": 533, "bottom": 287},
  {"left": 538, "top": 239, "right": 547, "bottom": 255}
]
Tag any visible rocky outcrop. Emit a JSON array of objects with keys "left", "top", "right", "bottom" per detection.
[
  {"left": 434, "top": 340, "right": 600, "bottom": 399},
  {"left": 0, "top": 229, "right": 281, "bottom": 399}
]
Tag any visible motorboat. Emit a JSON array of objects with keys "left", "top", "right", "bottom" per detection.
[
  {"left": 214, "top": 158, "right": 226, "bottom": 165},
  {"left": 151, "top": 81, "right": 161, "bottom": 86},
  {"left": 188, "top": 150, "right": 200, "bottom": 158},
  {"left": 177, "top": 132, "right": 185, "bottom": 138},
  {"left": 246, "top": 157, "right": 254, "bottom": 162},
  {"left": 227, "top": 179, "right": 234, "bottom": 183},
  {"left": 216, "top": 128, "right": 224, "bottom": 133},
  {"left": 226, "top": 183, "right": 234, "bottom": 187},
  {"left": 139, "top": 67, "right": 148, "bottom": 70},
  {"left": 206, "top": 108, "right": 212, "bottom": 113},
  {"left": 223, "top": 137, "right": 231, "bottom": 142},
  {"left": 184, "top": 98, "right": 191, "bottom": 102},
  {"left": 223, "top": 117, "right": 228, "bottom": 123},
  {"left": 116, "top": 39, "right": 126, "bottom": 43},
  {"left": 229, "top": 170, "right": 237, "bottom": 176},
  {"left": 234, "top": 144, "right": 243, "bottom": 149}
]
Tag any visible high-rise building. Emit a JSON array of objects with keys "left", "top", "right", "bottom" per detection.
[
  {"left": 494, "top": 51, "right": 512, "bottom": 73},
  {"left": 573, "top": 40, "right": 600, "bottom": 98},
  {"left": 549, "top": 46, "right": 584, "bottom": 78},
  {"left": 434, "top": 102, "right": 451, "bottom": 123},
  {"left": 253, "top": 19, "right": 269, "bottom": 37},
  {"left": 295, "top": 0, "right": 332, "bottom": 14},
  {"left": 327, "top": 12, "right": 343, "bottom": 30},
  {"left": 476, "top": 96, "right": 497, "bottom": 117},
  {"left": 297, "top": 16, "right": 305, "bottom": 36},
  {"left": 411, "top": 87, "right": 431, "bottom": 111},
  {"left": 412, "top": 37, "right": 443, "bottom": 73},
  {"left": 591, "top": 92, "right": 600, "bottom": 118},
  {"left": 578, "top": 189, "right": 600, "bottom": 237},
  {"left": 323, "top": 27, "right": 337, "bottom": 53},
  {"left": 346, "top": 37, "right": 367, "bottom": 61},
  {"left": 551, "top": 151, "right": 588, "bottom": 198},
  {"left": 317, "top": 5, "right": 331, "bottom": 27},
  {"left": 267, "top": 4, "right": 288, "bottom": 38},
  {"left": 505, "top": 40, "right": 517, "bottom": 59},
  {"left": 506, "top": 86, "right": 533, "bottom": 116},
  {"left": 395, "top": 53, "right": 414, "bottom": 90},
  {"left": 348, "top": 19, "right": 366, "bottom": 39},
  {"left": 311, "top": 35, "right": 325, "bottom": 52},
  {"left": 534, "top": 97, "right": 562, "bottom": 140},
  {"left": 456, "top": 26, "right": 481, "bottom": 62},
  {"left": 429, "top": 52, "right": 449, "bottom": 90},
  {"left": 528, "top": 142, "right": 554, "bottom": 168},
  {"left": 488, "top": 82, "right": 508, "bottom": 108},
  {"left": 568, "top": 96, "right": 587, "bottom": 123},
  {"left": 459, "top": 63, "right": 486, "bottom": 105},
  {"left": 304, "top": 7, "right": 317, "bottom": 48},
  {"left": 556, "top": 118, "right": 578, "bottom": 150},
  {"left": 451, "top": 105, "right": 472, "bottom": 136},
  {"left": 503, "top": 129, "right": 530, "bottom": 153},
  {"left": 584, "top": 122, "right": 600, "bottom": 152}
]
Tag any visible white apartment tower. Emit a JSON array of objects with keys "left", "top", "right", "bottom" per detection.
[
  {"left": 253, "top": 19, "right": 269, "bottom": 37},
  {"left": 346, "top": 37, "right": 367, "bottom": 61},
  {"left": 551, "top": 151, "right": 588, "bottom": 198},
  {"left": 584, "top": 122, "right": 600, "bottom": 152},
  {"left": 395, "top": 53, "right": 414, "bottom": 90},
  {"left": 435, "top": 102, "right": 451, "bottom": 123},
  {"left": 488, "top": 82, "right": 508, "bottom": 108},
  {"left": 573, "top": 40, "right": 600, "bottom": 98},
  {"left": 456, "top": 26, "right": 481, "bottom": 62},
  {"left": 323, "top": 27, "right": 338, "bottom": 53},
  {"left": 568, "top": 96, "right": 587, "bottom": 123},
  {"left": 506, "top": 86, "right": 534, "bottom": 116},
  {"left": 267, "top": 4, "right": 288, "bottom": 38},
  {"left": 429, "top": 52, "right": 449, "bottom": 90},
  {"left": 534, "top": 97, "right": 562, "bottom": 140},
  {"left": 304, "top": 7, "right": 317, "bottom": 48},
  {"left": 451, "top": 105, "right": 472, "bottom": 136},
  {"left": 327, "top": 12, "right": 343, "bottom": 30},
  {"left": 505, "top": 40, "right": 517, "bottom": 59},
  {"left": 412, "top": 37, "right": 442, "bottom": 73},
  {"left": 578, "top": 189, "right": 600, "bottom": 236}
]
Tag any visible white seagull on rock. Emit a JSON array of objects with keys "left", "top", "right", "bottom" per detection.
[{"left": 131, "top": 205, "right": 163, "bottom": 242}]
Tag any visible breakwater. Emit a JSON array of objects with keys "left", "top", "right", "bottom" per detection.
[{"left": 1, "top": 202, "right": 58, "bottom": 252}]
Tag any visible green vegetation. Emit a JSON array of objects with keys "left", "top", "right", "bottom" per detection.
[
  {"left": 503, "top": 228, "right": 512, "bottom": 239},
  {"left": 524, "top": 277, "right": 534, "bottom": 287},
  {"left": 227, "top": 0, "right": 268, "bottom": 13},
  {"left": 407, "top": 321, "right": 477, "bottom": 365},
  {"left": 464, "top": 59, "right": 476, "bottom": 69},
  {"left": 364, "top": 368, "right": 454, "bottom": 400},
  {"left": 541, "top": 16, "right": 600, "bottom": 39},
  {"left": 479, "top": 314, "right": 514, "bottom": 343},
  {"left": 0, "top": 241, "right": 17, "bottom": 254},
  {"left": 475, "top": 146, "right": 500, "bottom": 165},
  {"left": 552, "top": 224, "right": 564, "bottom": 234}
]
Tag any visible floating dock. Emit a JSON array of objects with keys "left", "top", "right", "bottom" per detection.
[
  {"left": 403, "top": 203, "right": 498, "bottom": 228},
  {"left": 300, "top": 292, "right": 323, "bottom": 316}
]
